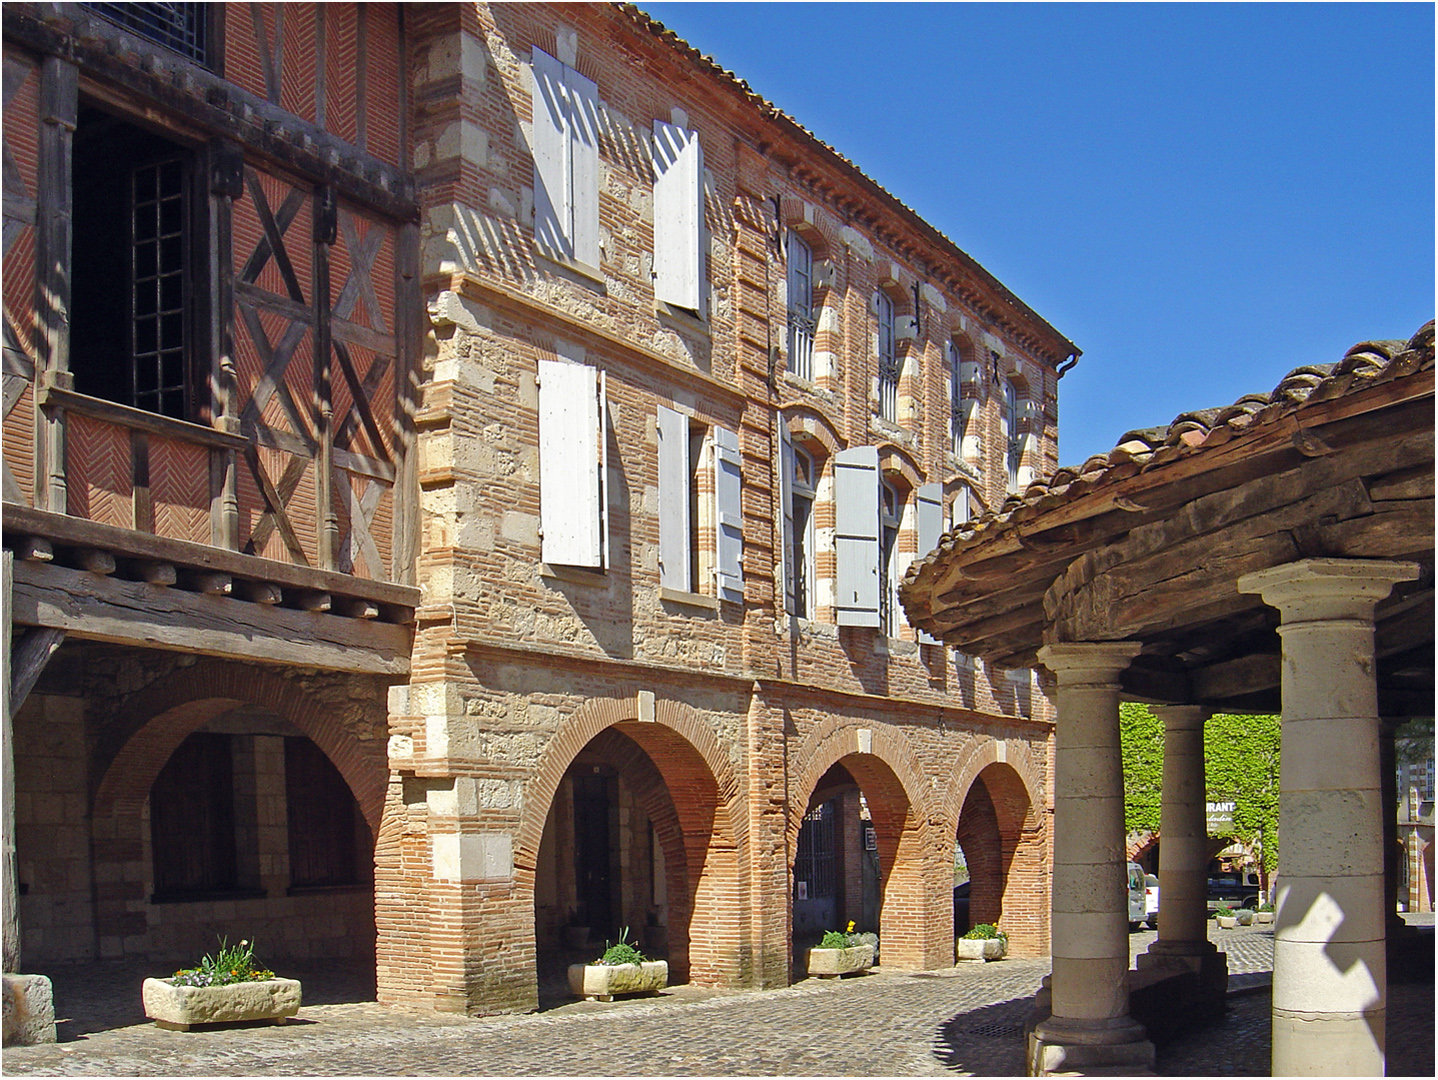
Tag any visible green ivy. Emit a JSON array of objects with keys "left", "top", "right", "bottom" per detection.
[{"left": 1119, "top": 704, "right": 1281, "bottom": 874}]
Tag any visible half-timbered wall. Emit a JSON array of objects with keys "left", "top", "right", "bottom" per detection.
[{"left": 1, "top": 48, "right": 39, "bottom": 509}]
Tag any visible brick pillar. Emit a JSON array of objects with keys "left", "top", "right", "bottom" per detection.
[
  {"left": 1240, "top": 558, "right": 1419, "bottom": 1077},
  {"left": 1031, "top": 642, "right": 1152, "bottom": 1075}
]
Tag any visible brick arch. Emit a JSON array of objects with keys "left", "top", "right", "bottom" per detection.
[
  {"left": 778, "top": 404, "right": 844, "bottom": 460},
  {"left": 877, "top": 443, "right": 924, "bottom": 490},
  {"left": 788, "top": 720, "right": 947, "bottom": 970},
  {"left": 944, "top": 739, "right": 1048, "bottom": 957},
  {"left": 92, "top": 661, "right": 387, "bottom": 833},
  {"left": 515, "top": 694, "right": 746, "bottom": 987}
]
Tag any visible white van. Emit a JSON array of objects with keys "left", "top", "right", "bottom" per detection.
[{"left": 1127, "top": 862, "right": 1146, "bottom": 930}]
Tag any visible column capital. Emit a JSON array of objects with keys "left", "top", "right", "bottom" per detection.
[
  {"left": 1237, "top": 558, "right": 1418, "bottom": 623},
  {"left": 1151, "top": 704, "right": 1211, "bottom": 731},
  {"left": 1037, "top": 641, "right": 1142, "bottom": 685}
]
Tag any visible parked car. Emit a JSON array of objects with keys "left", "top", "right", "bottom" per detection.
[
  {"left": 1127, "top": 862, "right": 1146, "bottom": 930},
  {"left": 1206, "top": 872, "right": 1260, "bottom": 911},
  {"left": 1144, "top": 873, "right": 1160, "bottom": 930}
]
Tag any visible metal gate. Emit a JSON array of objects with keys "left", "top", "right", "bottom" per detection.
[{"left": 793, "top": 800, "right": 837, "bottom": 936}]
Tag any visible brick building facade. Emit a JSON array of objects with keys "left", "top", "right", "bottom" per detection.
[{"left": 4, "top": 3, "right": 1076, "bottom": 1019}]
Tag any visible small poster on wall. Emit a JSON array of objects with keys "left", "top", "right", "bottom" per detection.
[{"left": 796, "top": 881, "right": 808, "bottom": 901}]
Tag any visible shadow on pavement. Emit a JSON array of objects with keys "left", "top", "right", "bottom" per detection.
[{"left": 931, "top": 994, "right": 1035, "bottom": 1076}]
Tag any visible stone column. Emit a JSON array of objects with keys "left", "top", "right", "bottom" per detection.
[
  {"left": 1239, "top": 558, "right": 1418, "bottom": 1077},
  {"left": 1030, "top": 642, "right": 1152, "bottom": 1075},
  {"left": 1137, "top": 706, "right": 1225, "bottom": 996}
]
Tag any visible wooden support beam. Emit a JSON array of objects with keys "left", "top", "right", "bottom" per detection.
[
  {"left": 235, "top": 580, "right": 283, "bottom": 605},
  {"left": 13, "top": 537, "right": 53, "bottom": 563},
  {"left": 294, "top": 591, "right": 332, "bottom": 613},
  {"left": 9, "top": 560, "right": 411, "bottom": 676},
  {"left": 134, "top": 561, "right": 177, "bottom": 586},
  {"left": 75, "top": 549, "right": 116, "bottom": 576},
  {"left": 333, "top": 597, "right": 379, "bottom": 620},
  {"left": 9, "top": 627, "right": 66, "bottom": 714},
  {"left": 188, "top": 572, "right": 232, "bottom": 596}
]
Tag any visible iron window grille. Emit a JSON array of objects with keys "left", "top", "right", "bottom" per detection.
[
  {"left": 876, "top": 292, "right": 898, "bottom": 421},
  {"left": 786, "top": 231, "right": 815, "bottom": 381},
  {"left": 84, "top": 3, "right": 211, "bottom": 68}
]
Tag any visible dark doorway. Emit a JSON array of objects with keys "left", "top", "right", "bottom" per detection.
[
  {"left": 793, "top": 799, "right": 837, "bottom": 937},
  {"left": 572, "top": 772, "right": 616, "bottom": 941}
]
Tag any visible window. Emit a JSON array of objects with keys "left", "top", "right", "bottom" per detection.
[
  {"left": 786, "top": 231, "right": 815, "bottom": 380},
  {"left": 70, "top": 108, "right": 204, "bottom": 420},
  {"left": 787, "top": 441, "right": 817, "bottom": 618},
  {"left": 949, "top": 485, "right": 974, "bottom": 529},
  {"left": 150, "top": 733, "right": 238, "bottom": 899},
  {"left": 950, "top": 339, "right": 980, "bottom": 460},
  {"left": 834, "top": 445, "right": 880, "bottom": 627},
  {"left": 84, "top": 3, "right": 211, "bottom": 67},
  {"left": 531, "top": 48, "right": 600, "bottom": 269},
  {"left": 538, "top": 358, "right": 607, "bottom": 568},
  {"left": 879, "top": 477, "right": 902, "bottom": 636},
  {"left": 876, "top": 292, "right": 898, "bottom": 421},
  {"left": 1003, "top": 379, "right": 1022, "bottom": 492},
  {"left": 285, "top": 738, "right": 365, "bottom": 889},
  {"left": 1006, "top": 668, "right": 1034, "bottom": 718},
  {"left": 653, "top": 119, "right": 705, "bottom": 315},
  {"left": 657, "top": 405, "right": 742, "bottom": 600}
]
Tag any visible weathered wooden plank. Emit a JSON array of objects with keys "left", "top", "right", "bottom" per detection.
[
  {"left": 1, "top": 504, "right": 419, "bottom": 608},
  {"left": 37, "top": 380, "right": 250, "bottom": 450},
  {"left": 9, "top": 626, "right": 65, "bottom": 712},
  {"left": 9, "top": 558, "right": 411, "bottom": 675},
  {"left": 2, "top": 551, "right": 17, "bottom": 970},
  {"left": 1191, "top": 653, "right": 1281, "bottom": 702}
]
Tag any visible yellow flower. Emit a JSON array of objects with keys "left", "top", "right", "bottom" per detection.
[{"left": 846, "top": 921, "right": 855, "bottom": 933}]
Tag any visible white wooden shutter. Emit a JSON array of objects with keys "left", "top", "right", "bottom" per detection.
[
  {"left": 713, "top": 425, "right": 743, "bottom": 604},
  {"left": 538, "top": 358, "right": 602, "bottom": 567},
  {"left": 656, "top": 404, "right": 690, "bottom": 591},
  {"left": 531, "top": 49, "right": 570, "bottom": 259},
  {"left": 914, "top": 482, "right": 943, "bottom": 644},
  {"left": 653, "top": 119, "right": 704, "bottom": 313},
  {"left": 566, "top": 65, "right": 600, "bottom": 268},
  {"left": 778, "top": 423, "right": 796, "bottom": 613},
  {"left": 834, "top": 446, "right": 880, "bottom": 627}
]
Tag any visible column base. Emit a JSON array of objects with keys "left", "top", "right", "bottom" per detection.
[
  {"left": 2, "top": 973, "right": 56, "bottom": 1046},
  {"left": 1273, "top": 1009, "right": 1384, "bottom": 1077},
  {"left": 1028, "top": 1016, "right": 1154, "bottom": 1076},
  {"left": 1131, "top": 947, "right": 1228, "bottom": 1042},
  {"left": 1137, "top": 940, "right": 1227, "bottom": 996}
]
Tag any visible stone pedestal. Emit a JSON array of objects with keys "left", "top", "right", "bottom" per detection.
[
  {"left": 2, "top": 974, "right": 56, "bottom": 1046},
  {"left": 1240, "top": 558, "right": 1419, "bottom": 1078},
  {"left": 1030, "top": 643, "right": 1153, "bottom": 1076}
]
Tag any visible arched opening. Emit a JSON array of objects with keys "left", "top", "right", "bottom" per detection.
[
  {"left": 953, "top": 761, "right": 1043, "bottom": 956},
  {"left": 526, "top": 712, "right": 740, "bottom": 1006}
]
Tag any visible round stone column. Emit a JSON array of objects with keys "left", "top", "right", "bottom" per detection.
[
  {"left": 1239, "top": 558, "right": 1419, "bottom": 1077},
  {"left": 1147, "top": 706, "right": 1218, "bottom": 956},
  {"left": 1031, "top": 642, "right": 1151, "bottom": 1074}
]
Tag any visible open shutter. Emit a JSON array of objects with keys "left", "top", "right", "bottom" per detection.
[
  {"left": 539, "top": 358, "right": 602, "bottom": 567},
  {"left": 914, "top": 482, "right": 943, "bottom": 644},
  {"left": 531, "top": 49, "right": 570, "bottom": 259},
  {"left": 653, "top": 120, "right": 704, "bottom": 313},
  {"left": 834, "top": 446, "right": 880, "bottom": 627},
  {"left": 713, "top": 425, "right": 743, "bottom": 604},
  {"left": 656, "top": 404, "right": 690, "bottom": 591},
  {"left": 779, "top": 423, "right": 796, "bottom": 613},
  {"left": 566, "top": 65, "right": 600, "bottom": 268}
]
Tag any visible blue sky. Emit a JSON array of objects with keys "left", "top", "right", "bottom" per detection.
[{"left": 638, "top": 1, "right": 1435, "bottom": 465}]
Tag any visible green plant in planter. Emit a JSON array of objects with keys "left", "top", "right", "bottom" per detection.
[
  {"left": 961, "top": 923, "right": 1007, "bottom": 942},
  {"left": 818, "top": 930, "right": 851, "bottom": 949},
  {"left": 1258, "top": 903, "right": 1275, "bottom": 913},
  {"left": 171, "top": 937, "right": 275, "bottom": 987},
  {"left": 595, "top": 927, "right": 647, "bottom": 966}
]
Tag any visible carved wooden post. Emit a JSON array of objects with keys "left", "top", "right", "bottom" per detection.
[
  {"left": 34, "top": 56, "right": 77, "bottom": 515},
  {"left": 208, "top": 139, "right": 244, "bottom": 550},
  {"left": 313, "top": 184, "right": 338, "bottom": 572},
  {"left": 3, "top": 552, "right": 18, "bottom": 973}
]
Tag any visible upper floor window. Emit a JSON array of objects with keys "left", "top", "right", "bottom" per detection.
[
  {"left": 531, "top": 48, "right": 600, "bottom": 269},
  {"left": 876, "top": 292, "right": 897, "bottom": 421},
  {"left": 787, "top": 442, "right": 817, "bottom": 618},
  {"left": 657, "top": 405, "right": 742, "bottom": 602},
  {"left": 538, "top": 358, "right": 607, "bottom": 569},
  {"left": 786, "top": 231, "right": 815, "bottom": 381},
  {"left": 70, "top": 107, "right": 204, "bottom": 421},
  {"left": 879, "top": 476, "right": 902, "bottom": 636},
  {"left": 1003, "top": 379, "right": 1022, "bottom": 492},
  {"left": 653, "top": 119, "right": 705, "bottom": 316},
  {"left": 949, "top": 339, "right": 980, "bottom": 461},
  {"left": 84, "top": 3, "right": 211, "bottom": 68}
]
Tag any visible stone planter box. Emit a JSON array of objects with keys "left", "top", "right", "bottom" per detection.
[
  {"left": 142, "top": 977, "right": 302, "bottom": 1031},
  {"left": 567, "top": 960, "right": 668, "bottom": 1001},
  {"left": 1235, "top": 910, "right": 1255, "bottom": 926},
  {"left": 955, "top": 937, "right": 1007, "bottom": 963},
  {"left": 1215, "top": 915, "right": 1238, "bottom": 929},
  {"left": 806, "top": 943, "right": 874, "bottom": 979},
  {"left": 1255, "top": 910, "right": 1275, "bottom": 924}
]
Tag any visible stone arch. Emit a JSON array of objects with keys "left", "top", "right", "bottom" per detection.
[
  {"left": 877, "top": 443, "right": 924, "bottom": 491},
  {"left": 515, "top": 694, "right": 745, "bottom": 988},
  {"left": 87, "top": 659, "right": 388, "bottom": 960},
  {"left": 944, "top": 738, "right": 1048, "bottom": 957},
  {"left": 788, "top": 719, "right": 948, "bottom": 971}
]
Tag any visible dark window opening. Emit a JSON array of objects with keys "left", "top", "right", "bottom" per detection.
[
  {"left": 794, "top": 800, "right": 837, "bottom": 901},
  {"left": 71, "top": 106, "right": 205, "bottom": 421},
  {"left": 150, "top": 733, "right": 238, "bottom": 899},
  {"left": 285, "top": 738, "right": 367, "bottom": 890},
  {"left": 84, "top": 3, "right": 211, "bottom": 68}
]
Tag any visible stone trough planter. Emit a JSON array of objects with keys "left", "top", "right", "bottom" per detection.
[
  {"left": 955, "top": 937, "right": 1007, "bottom": 963},
  {"left": 806, "top": 943, "right": 874, "bottom": 979},
  {"left": 1215, "top": 915, "right": 1238, "bottom": 929},
  {"left": 1255, "top": 910, "right": 1274, "bottom": 924},
  {"left": 142, "top": 977, "right": 302, "bottom": 1031},
  {"left": 568, "top": 960, "right": 668, "bottom": 1001}
]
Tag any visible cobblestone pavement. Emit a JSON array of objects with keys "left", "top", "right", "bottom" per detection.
[{"left": 4, "top": 925, "right": 1431, "bottom": 1077}]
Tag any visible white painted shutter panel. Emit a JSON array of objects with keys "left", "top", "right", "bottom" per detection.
[
  {"left": 531, "top": 49, "right": 570, "bottom": 259},
  {"left": 778, "top": 423, "right": 796, "bottom": 614},
  {"left": 914, "top": 482, "right": 943, "bottom": 644},
  {"left": 653, "top": 120, "right": 704, "bottom": 313},
  {"left": 538, "top": 359, "right": 602, "bottom": 567},
  {"left": 834, "top": 446, "right": 880, "bottom": 627},
  {"left": 565, "top": 65, "right": 601, "bottom": 268},
  {"left": 713, "top": 425, "right": 743, "bottom": 604},
  {"left": 656, "top": 405, "right": 690, "bottom": 591}
]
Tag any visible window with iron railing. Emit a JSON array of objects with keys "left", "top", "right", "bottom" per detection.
[
  {"left": 84, "top": 3, "right": 211, "bottom": 68},
  {"left": 786, "top": 231, "right": 815, "bottom": 381},
  {"left": 876, "top": 292, "right": 897, "bottom": 421}
]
